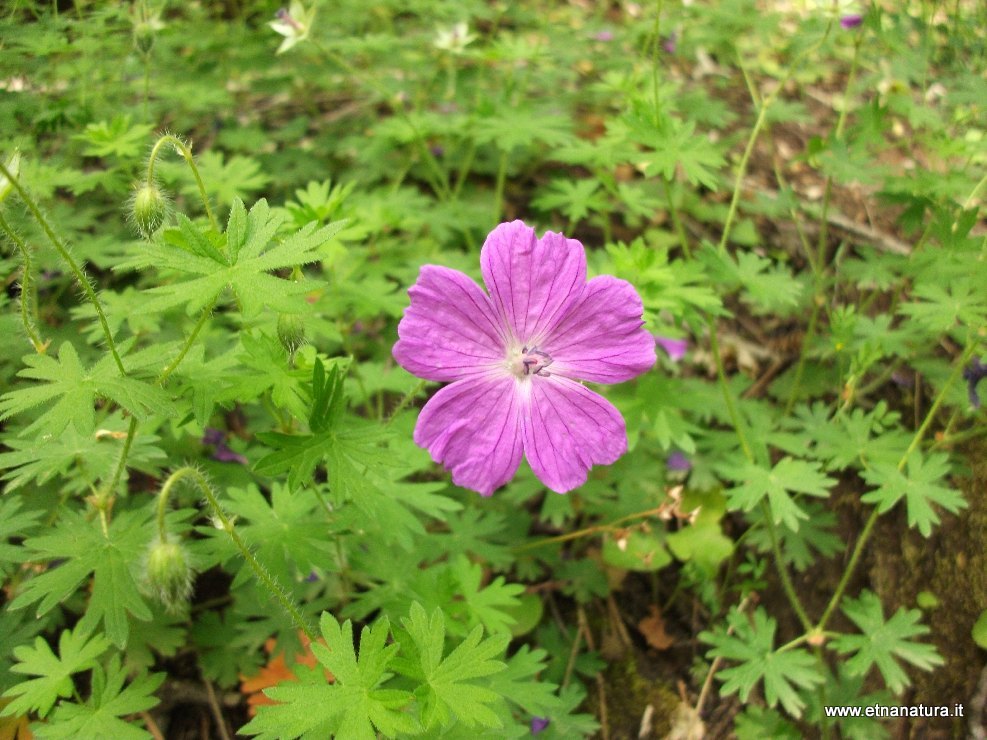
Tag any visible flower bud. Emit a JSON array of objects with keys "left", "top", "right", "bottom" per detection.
[
  {"left": 277, "top": 312, "right": 306, "bottom": 354},
  {"left": 134, "top": 23, "right": 156, "bottom": 54},
  {"left": 130, "top": 182, "right": 168, "bottom": 238},
  {"left": 143, "top": 537, "right": 194, "bottom": 613}
]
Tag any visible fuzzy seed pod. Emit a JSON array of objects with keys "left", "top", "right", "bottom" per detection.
[
  {"left": 277, "top": 312, "right": 306, "bottom": 354},
  {"left": 143, "top": 537, "right": 194, "bottom": 613},
  {"left": 130, "top": 181, "right": 168, "bottom": 238}
]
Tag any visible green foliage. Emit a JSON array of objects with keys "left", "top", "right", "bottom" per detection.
[
  {"left": 702, "top": 607, "right": 823, "bottom": 718},
  {"left": 0, "top": 0, "right": 982, "bottom": 736},
  {"left": 726, "top": 457, "right": 835, "bottom": 531},
  {"left": 11, "top": 508, "right": 154, "bottom": 647},
  {"left": 861, "top": 452, "right": 967, "bottom": 537},
  {"left": 832, "top": 591, "right": 944, "bottom": 694},
  {"left": 1, "top": 627, "right": 111, "bottom": 718}
]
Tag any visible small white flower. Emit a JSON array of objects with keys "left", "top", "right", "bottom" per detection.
[
  {"left": 434, "top": 22, "right": 476, "bottom": 54},
  {"left": 270, "top": 1, "right": 316, "bottom": 55}
]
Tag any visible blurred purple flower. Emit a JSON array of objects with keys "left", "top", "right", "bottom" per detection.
[
  {"left": 963, "top": 359, "right": 987, "bottom": 409},
  {"left": 393, "top": 221, "right": 656, "bottom": 495},
  {"left": 662, "top": 31, "right": 678, "bottom": 54},
  {"left": 840, "top": 14, "right": 863, "bottom": 29},
  {"left": 531, "top": 717, "right": 550, "bottom": 734},
  {"left": 890, "top": 368, "right": 915, "bottom": 388},
  {"left": 593, "top": 30, "right": 614, "bottom": 42},
  {"left": 655, "top": 335, "right": 687, "bottom": 361},
  {"left": 202, "top": 427, "right": 248, "bottom": 465},
  {"left": 666, "top": 450, "right": 691, "bottom": 472}
]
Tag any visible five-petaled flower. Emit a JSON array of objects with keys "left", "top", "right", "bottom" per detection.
[{"left": 393, "top": 221, "right": 656, "bottom": 495}]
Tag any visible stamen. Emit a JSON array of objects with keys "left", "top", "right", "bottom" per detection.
[{"left": 519, "top": 346, "right": 553, "bottom": 377}]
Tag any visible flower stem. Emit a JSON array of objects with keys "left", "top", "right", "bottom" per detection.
[
  {"left": 761, "top": 500, "right": 813, "bottom": 631},
  {"left": 159, "top": 466, "right": 317, "bottom": 642},
  {"left": 0, "top": 157, "right": 125, "bottom": 375},
  {"left": 157, "top": 301, "right": 214, "bottom": 384},
  {"left": 0, "top": 211, "right": 46, "bottom": 352},
  {"left": 493, "top": 150, "right": 509, "bottom": 222},
  {"left": 816, "top": 337, "right": 978, "bottom": 630},
  {"left": 384, "top": 379, "right": 428, "bottom": 425},
  {"left": 147, "top": 134, "right": 218, "bottom": 232}
]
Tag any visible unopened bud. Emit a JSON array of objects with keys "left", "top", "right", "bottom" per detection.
[
  {"left": 135, "top": 23, "right": 156, "bottom": 54},
  {"left": 277, "top": 312, "right": 306, "bottom": 354},
  {"left": 130, "top": 182, "right": 168, "bottom": 238},
  {"left": 143, "top": 537, "right": 194, "bottom": 613}
]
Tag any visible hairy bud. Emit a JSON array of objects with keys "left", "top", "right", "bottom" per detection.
[
  {"left": 143, "top": 537, "right": 194, "bottom": 613},
  {"left": 277, "top": 312, "right": 306, "bottom": 354},
  {"left": 129, "top": 181, "right": 168, "bottom": 238}
]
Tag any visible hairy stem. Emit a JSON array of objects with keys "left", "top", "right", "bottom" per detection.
[
  {"left": 147, "top": 134, "right": 218, "bottom": 232},
  {"left": 0, "top": 211, "right": 45, "bottom": 351},
  {"left": 159, "top": 467, "right": 317, "bottom": 641},
  {"left": 0, "top": 158, "right": 125, "bottom": 374}
]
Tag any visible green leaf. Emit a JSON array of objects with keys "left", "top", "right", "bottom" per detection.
[
  {"left": 1, "top": 627, "right": 111, "bottom": 718},
  {"left": 726, "top": 457, "right": 835, "bottom": 531},
  {"left": 74, "top": 115, "right": 154, "bottom": 158},
  {"left": 624, "top": 111, "right": 724, "bottom": 190},
  {"left": 223, "top": 483, "right": 333, "bottom": 587},
  {"left": 450, "top": 556, "right": 523, "bottom": 635},
  {"left": 395, "top": 603, "right": 508, "bottom": 730},
  {"left": 41, "top": 658, "right": 163, "bottom": 739},
  {"left": 701, "top": 607, "right": 822, "bottom": 718},
  {"left": 0, "top": 497, "right": 41, "bottom": 578},
  {"left": 860, "top": 452, "right": 966, "bottom": 537},
  {"left": 898, "top": 280, "right": 987, "bottom": 333},
  {"left": 10, "top": 508, "right": 154, "bottom": 647},
  {"left": 531, "top": 179, "right": 607, "bottom": 225},
  {"left": 240, "top": 613, "right": 417, "bottom": 740},
  {"left": 120, "top": 199, "right": 345, "bottom": 317},
  {"left": 832, "top": 591, "right": 943, "bottom": 694},
  {"left": 0, "top": 342, "right": 174, "bottom": 438}
]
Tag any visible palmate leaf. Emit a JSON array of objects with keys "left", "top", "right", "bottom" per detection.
[
  {"left": 860, "top": 452, "right": 966, "bottom": 537},
  {"left": 223, "top": 483, "right": 334, "bottom": 587},
  {"left": 726, "top": 457, "right": 835, "bottom": 531},
  {"left": 0, "top": 421, "right": 165, "bottom": 494},
  {"left": 623, "top": 110, "right": 724, "bottom": 190},
  {"left": 701, "top": 607, "right": 822, "bottom": 718},
  {"left": 254, "top": 359, "right": 394, "bottom": 495},
  {"left": 0, "top": 341, "right": 173, "bottom": 438},
  {"left": 0, "top": 627, "right": 111, "bottom": 718},
  {"left": 832, "top": 591, "right": 944, "bottom": 694},
  {"left": 0, "top": 497, "right": 40, "bottom": 578},
  {"left": 119, "top": 198, "right": 345, "bottom": 318},
  {"left": 10, "top": 508, "right": 153, "bottom": 647},
  {"left": 42, "top": 657, "right": 164, "bottom": 740},
  {"left": 393, "top": 603, "right": 508, "bottom": 731},
  {"left": 240, "top": 613, "right": 417, "bottom": 740}
]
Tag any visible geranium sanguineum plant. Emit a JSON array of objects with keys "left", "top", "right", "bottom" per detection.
[{"left": 393, "top": 220, "right": 655, "bottom": 495}]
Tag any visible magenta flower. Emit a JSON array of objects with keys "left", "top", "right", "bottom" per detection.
[
  {"left": 393, "top": 221, "right": 656, "bottom": 495},
  {"left": 840, "top": 14, "right": 863, "bottom": 29},
  {"left": 655, "top": 334, "right": 688, "bottom": 361}
]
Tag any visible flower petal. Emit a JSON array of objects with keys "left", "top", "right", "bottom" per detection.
[
  {"left": 545, "top": 275, "right": 656, "bottom": 383},
  {"left": 480, "top": 221, "right": 587, "bottom": 345},
  {"left": 414, "top": 374, "right": 524, "bottom": 496},
  {"left": 522, "top": 377, "right": 627, "bottom": 493},
  {"left": 393, "top": 265, "right": 507, "bottom": 382}
]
